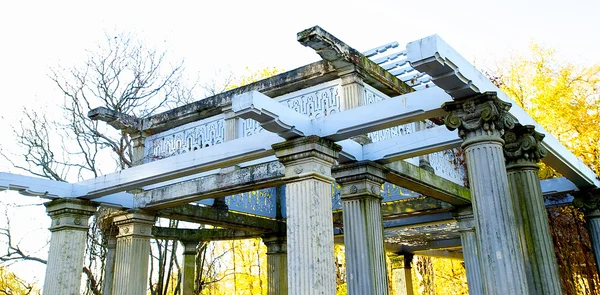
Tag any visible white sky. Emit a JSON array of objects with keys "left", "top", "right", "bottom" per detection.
[{"left": 0, "top": 0, "right": 598, "bottom": 287}]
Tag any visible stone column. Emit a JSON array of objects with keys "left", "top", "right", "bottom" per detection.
[
  {"left": 453, "top": 207, "right": 483, "bottom": 295},
  {"left": 389, "top": 254, "right": 414, "bottom": 295},
  {"left": 43, "top": 199, "right": 98, "bottom": 295},
  {"left": 273, "top": 136, "right": 341, "bottom": 295},
  {"left": 442, "top": 92, "right": 529, "bottom": 294},
  {"left": 223, "top": 106, "right": 238, "bottom": 141},
  {"left": 111, "top": 211, "right": 155, "bottom": 295},
  {"left": 180, "top": 241, "right": 197, "bottom": 295},
  {"left": 340, "top": 72, "right": 365, "bottom": 110},
  {"left": 264, "top": 236, "right": 287, "bottom": 295},
  {"left": 332, "top": 161, "right": 389, "bottom": 295},
  {"left": 573, "top": 191, "right": 600, "bottom": 275},
  {"left": 131, "top": 132, "right": 146, "bottom": 166},
  {"left": 102, "top": 227, "right": 118, "bottom": 295},
  {"left": 504, "top": 124, "right": 563, "bottom": 294}
]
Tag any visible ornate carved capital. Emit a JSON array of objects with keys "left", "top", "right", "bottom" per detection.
[
  {"left": 273, "top": 136, "right": 341, "bottom": 180},
  {"left": 45, "top": 198, "right": 98, "bottom": 232},
  {"left": 573, "top": 190, "right": 600, "bottom": 215},
  {"left": 503, "top": 124, "right": 547, "bottom": 168},
  {"left": 442, "top": 92, "right": 516, "bottom": 146},
  {"left": 332, "top": 161, "right": 387, "bottom": 200},
  {"left": 113, "top": 211, "right": 155, "bottom": 239}
]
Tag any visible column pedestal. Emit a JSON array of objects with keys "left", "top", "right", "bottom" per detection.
[
  {"left": 111, "top": 211, "right": 155, "bottom": 295},
  {"left": 454, "top": 207, "right": 483, "bottom": 295},
  {"left": 443, "top": 92, "right": 529, "bottom": 294},
  {"left": 389, "top": 254, "right": 413, "bottom": 295},
  {"left": 273, "top": 136, "right": 341, "bottom": 295},
  {"left": 333, "top": 161, "right": 389, "bottom": 295},
  {"left": 264, "top": 236, "right": 287, "bottom": 295},
  {"left": 43, "top": 199, "right": 98, "bottom": 295},
  {"left": 504, "top": 125, "right": 562, "bottom": 294}
]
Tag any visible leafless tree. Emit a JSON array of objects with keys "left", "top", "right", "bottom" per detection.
[{"left": 0, "top": 32, "right": 200, "bottom": 294}]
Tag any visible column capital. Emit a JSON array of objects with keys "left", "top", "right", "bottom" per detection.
[
  {"left": 442, "top": 92, "right": 516, "bottom": 146},
  {"left": 180, "top": 240, "right": 199, "bottom": 255},
  {"left": 340, "top": 72, "right": 365, "bottom": 85},
  {"left": 332, "top": 161, "right": 387, "bottom": 200},
  {"left": 113, "top": 211, "right": 155, "bottom": 238},
  {"left": 573, "top": 190, "right": 600, "bottom": 215},
  {"left": 263, "top": 236, "right": 287, "bottom": 254},
  {"left": 273, "top": 136, "right": 341, "bottom": 179},
  {"left": 453, "top": 206, "right": 476, "bottom": 233},
  {"left": 45, "top": 198, "right": 98, "bottom": 232},
  {"left": 503, "top": 124, "right": 547, "bottom": 169},
  {"left": 389, "top": 253, "right": 413, "bottom": 269}
]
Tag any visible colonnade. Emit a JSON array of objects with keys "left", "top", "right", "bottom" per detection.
[{"left": 40, "top": 91, "right": 600, "bottom": 294}]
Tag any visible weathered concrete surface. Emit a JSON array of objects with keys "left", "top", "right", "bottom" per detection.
[
  {"left": 152, "top": 227, "right": 262, "bottom": 241},
  {"left": 125, "top": 61, "right": 338, "bottom": 134},
  {"left": 158, "top": 204, "right": 285, "bottom": 233},
  {"left": 43, "top": 199, "right": 98, "bottom": 295},
  {"left": 333, "top": 162, "right": 389, "bottom": 295},
  {"left": 504, "top": 125, "right": 563, "bottom": 295},
  {"left": 385, "top": 160, "right": 471, "bottom": 205},
  {"left": 273, "top": 136, "right": 341, "bottom": 295},
  {"left": 443, "top": 92, "right": 530, "bottom": 294},
  {"left": 298, "top": 26, "right": 413, "bottom": 96},
  {"left": 111, "top": 211, "right": 155, "bottom": 295},
  {"left": 136, "top": 161, "right": 285, "bottom": 209}
]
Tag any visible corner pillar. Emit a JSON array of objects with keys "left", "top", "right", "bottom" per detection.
[
  {"left": 453, "top": 207, "right": 483, "bottom": 295},
  {"left": 504, "top": 124, "right": 563, "bottom": 294},
  {"left": 131, "top": 132, "right": 146, "bottom": 166},
  {"left": 43, "top": 198, "right": 98, "bottom": 295},
  {"left": 442, "top": 92, "right": 529, "bottom": 294},
  {"left": 180, "top": 241, "right": 198, "bottom": 295},
  {"left": 340, "top": 72, "right": 365, "bottom": 110},
  {"left": 223, "top": 106, "right": 238, "bottom": 141},
  {"left": 389, "top": 254, "right": 414, "bottom": 295},
  {"left": 273, "top": 136, "right": 341, "bottom": 295},
  {"left": 264, "top": 236, "right": 288, "bottom": 295},
  {"left": 332, "top": 161, "right": 389, "bottom": 295},
  {"left": 111, "top": 211, "right": 155, "bottom": 295}
]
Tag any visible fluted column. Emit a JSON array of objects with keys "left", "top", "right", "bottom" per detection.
[
  {"left": 224, "top": 106, "right": 238, "bottom": 141},
  {"left": 273, "top": 136, "right": 341, "bottom": 295},
  {"left": 574, "top": 192, "right": 600, "bottom": 275},
  {"left": 102, "top": 227, "right": 118, "bottom": 295},
  {"left": 454, "top": 207, "right": 483, "bottom": 295},
  {"left": 111, "top": 211, "right": 155, "bottom": 295},
  {"left": 43, "top": 199, "right": 98, "bottom": 295},
  {"left": 443, "top": 92, "right": 529, "bottom": 294},
  {"left": 180, "top": 241, "right": 197, "bottom": 295},
  {"left": 264, "top": 236, "right": 288, "bottom": 295},
  {"left": 504, "top": 124, "right": 563, "bottom": 294},
  {"left": 332, "top": 161, "right": 389, "bottom": 295},
  {"left": 389, "top": 254, "right": 413, "bottom": 295},
  {"left": 340, "top": 72, "right": 365, "bottom": 110}
]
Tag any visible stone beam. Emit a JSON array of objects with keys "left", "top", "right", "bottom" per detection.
[
  {"left": 363, "top": 126, "right": 462, "bottom": 163},
  {"left": 152, "top": 227, "right": 262, "bottom": 242},
  {"left": 401, "top": 238, "right": 462, "bottom": 252},
  {"left": 130, "top": 61, "right": 338, "bottom": 134},
  {"left": 407, "top": 34, "right": 599, "bottom": 188},
  {"left": 385, "top": 161, "right": 471, "bottom": 206},
  {"left": 135, "top": 161, "right": 285, "bottom": 209},
  {"left": 157, "top": 204, "right": 285, "bottom": 234},
  {"left": 415, "top": 250, "right": 464, "bottom": 260},
  {"left": 75, "top": 132, "right": 282, "bottom": 198},
  {"left": 87, "top": 107, "right": 141, "bottom": 133},
  {"left": 297, "top": 26, "right": 413, "bottom": 96},
  {"left": 383, "top": 212, "right": 455, "bottom": 230}
]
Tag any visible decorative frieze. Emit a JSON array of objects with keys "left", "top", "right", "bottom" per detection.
[{"left": 144, "top": 116, "right": 225, "bottom": 161}]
